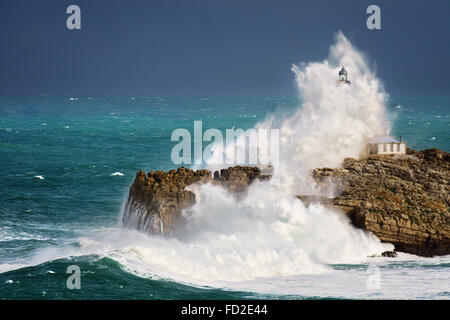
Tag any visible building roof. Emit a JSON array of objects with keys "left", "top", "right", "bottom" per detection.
[
  {"left": 339, "top": 67, "right": 347, "bottom": 75},
  {"left": 367, "top": 136, "right": 403, "bottom": 144}
]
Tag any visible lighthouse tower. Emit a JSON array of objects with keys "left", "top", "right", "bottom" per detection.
[{"left": 337, "top": 66, "right": 351, "bottom": 84}]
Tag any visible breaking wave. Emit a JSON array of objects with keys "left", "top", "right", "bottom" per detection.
[{"left": 110, "top": 31, "right": 393, "bottom": 285}]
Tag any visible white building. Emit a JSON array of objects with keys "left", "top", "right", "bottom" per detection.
[{"left": 361, "top": 136, "right": 406, "bottom": 157}]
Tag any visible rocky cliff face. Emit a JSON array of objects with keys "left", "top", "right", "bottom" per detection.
[
  {"left": 312, "top": 148, "right": 449, "bottom": 257},
  {"left": 123, "top": 149, "right": 449, "bottom": 257},
  {"left": 122, "top": 166, "right": 266, "bottom": 236}
]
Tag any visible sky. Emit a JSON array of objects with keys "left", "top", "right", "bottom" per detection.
[{"left": 0, "top": 0, "right": 449, "bottom": 97}]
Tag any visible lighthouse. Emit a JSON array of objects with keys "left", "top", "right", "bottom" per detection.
[{"left": 337, "top": 66, "right": 351, "bottom": 84}]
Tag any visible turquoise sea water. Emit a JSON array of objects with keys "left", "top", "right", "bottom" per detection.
[{"left": 0, "top": 96, "right": 449, "bottom": 299}]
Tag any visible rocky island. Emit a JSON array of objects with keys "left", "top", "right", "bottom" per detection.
[{"left": 123, "top": 148, "right": 449, "bottom": 257}]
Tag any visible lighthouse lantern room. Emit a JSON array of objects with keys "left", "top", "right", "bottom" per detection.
[{"left": 337, "top": 66, "right": 351, "bottom": 84}]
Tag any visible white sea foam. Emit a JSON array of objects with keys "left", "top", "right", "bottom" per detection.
[
  {"left": 34, "top": 175, "right": 44, "bottom": 180},
  {"left": 1, "top": 226, "right": 448, "bottom": 298}
]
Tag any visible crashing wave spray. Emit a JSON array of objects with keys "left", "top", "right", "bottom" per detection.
[
  {"left": 106, "top": 32, "right": 394, "bottom": 285},
  {"left": 206, "top": 31, "right": 390, "bottom": 193},
  {"left": 277, "top": 31, "right": 389, "bottom": 174},
  {"left": 125, "top": 32, "right": 391, "bottom": 282}
]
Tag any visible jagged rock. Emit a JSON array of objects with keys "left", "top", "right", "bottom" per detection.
[
  {"left": 122, "top": 166, "right": 264, "bottom": 235},
  {"left": 313, "top": 150, "right": 450, "bottom": 257},
  {"left": 381, "top": 251, "right": 397, "bottom": 258},
  {"left": 123, "top": 149, "right": 449, "bottom": 257}
]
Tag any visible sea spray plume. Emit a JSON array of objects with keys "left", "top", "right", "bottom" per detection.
[
  {"left": 157, "top": 34, "right": 393, "bottom": 279},
  {"left": 282, "top": 31, "right": 390, "bottom": 171},
  {"left": 205, "top": 32, "right": 390, "bottom": 195},
  {"left": 263, "top": 32, "right": 390, "bottom": 195},
  {"left": 109, "top": 32, "right": 394, "bottom": 284},
  {"left": 205, "top": 32, "right": 390, "bottom": 193}
]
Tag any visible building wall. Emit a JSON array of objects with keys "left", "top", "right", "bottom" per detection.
[
  {"left": 362, "top": 142, "right": 406, "bottom": 157},
  {"left": 377, "top": 143, "right": 384, "bottom": 154},
  {"left": 375, "top": 143, "right": 406, "bottom": 155}
]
